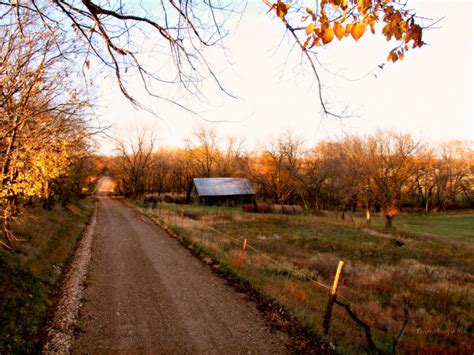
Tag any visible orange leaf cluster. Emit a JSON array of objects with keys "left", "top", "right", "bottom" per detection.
[
  {"left": 270, "top": 0, "right": 426, "bottom": 62},
  {"left": 269, "top": 0, "right": 291, "bottom": 19}
]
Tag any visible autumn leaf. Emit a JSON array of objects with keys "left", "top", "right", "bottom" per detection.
[
  {"left": 310, "top": 36, "right": 321, "bottom": 48},
  {"left": 329, "top": 0, "right": 343, "bottom": 7},
  {"left": 345, "top": 23, "right": 353, "bottom": 36},
  {"left": 387, "top": 51, "right": 398, "bottom": 62},
  {"left": 268, "top": 0, "right": 428, "bottom": 64},
  {"left": 334, "top": 21, "right": 344, "bottom": 40},
  {"left": 357, "top": 0, "right": 373, "bottom": 13},
  {"left": 351, "top": 22, "right": 366, "bottom": 41},
  {"left": 321, "top": 28, "right": 335, "bottom": 44},
  {"left": 276, "top": 1, "right": 290, "bottom": 18},
  {"left": 306, "top": 7, "right": 316, "bottom": 21},
  {"left": 368, "top": 17, "right": 376, "bottom": 34}
]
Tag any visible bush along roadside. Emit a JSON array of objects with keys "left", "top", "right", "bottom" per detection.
[{"left": 0, "top": 199, "right": 96, "bottom": 353}]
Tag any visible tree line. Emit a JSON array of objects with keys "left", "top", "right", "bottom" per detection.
[{"left": 109, "top": 128, "right": 473, "bottom": 229}]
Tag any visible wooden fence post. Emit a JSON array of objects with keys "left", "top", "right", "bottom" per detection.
[
  {"left": 181, "top": 212, "right": 184, "bottom": 228},
  {"left": 237, "top": 238, "right": 248, "bottom": 270},
  {"left": 323, "top": 260, "right": 345, "bottom": 335},
  {"left": 200, "top": 220, "right": 204, "bottom": 243}
]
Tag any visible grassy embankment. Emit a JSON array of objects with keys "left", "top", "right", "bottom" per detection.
[
  {"left": 0, "top": 200, "right": 95, "bottom": 353},
  {"left": 133, "top": 201, "right": 473, "bottom": 353}
]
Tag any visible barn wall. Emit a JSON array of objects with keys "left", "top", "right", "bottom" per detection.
[{"left": 198, "top": 194, "right": 254, "bottom": 206}]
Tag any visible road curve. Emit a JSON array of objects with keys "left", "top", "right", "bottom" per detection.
[{"left": 71, "top": 188, "right": 288, "bottom": 353}]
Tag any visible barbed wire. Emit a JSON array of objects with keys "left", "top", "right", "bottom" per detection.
[
  {"left": 145, "top": 204, "right": 382, "bottom": 349},
  {"left": 153, "top": 205, "right": 354, "bottom": 304},
  {"left": 203, "top": 222, "right": 353, "bottom": 304}
]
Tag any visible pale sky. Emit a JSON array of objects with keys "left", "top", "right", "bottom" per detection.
[{"left": 96, "top": 0, "right": 473, "bottom": 154}]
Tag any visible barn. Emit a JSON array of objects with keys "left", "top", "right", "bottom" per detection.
[{"left": 192, "top": 178, "right": 255, "bottom": 206}]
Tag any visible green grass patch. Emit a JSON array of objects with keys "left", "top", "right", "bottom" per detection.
[
  {"left": 357, "top": 212, "right": 474, "bottom": 245},
  {"left": 0, "top": 199, "right": 95, "bottom": 353}
]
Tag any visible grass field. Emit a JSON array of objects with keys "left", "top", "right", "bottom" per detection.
[
  {"left": 0, "top": 200, "right": 95, "bottom": 353},
  {"left": 359, "top": 213, "right": 474, "bottom": 245},
  {"left": 134, "top": 202, "right": 474, "bottom": 353}
]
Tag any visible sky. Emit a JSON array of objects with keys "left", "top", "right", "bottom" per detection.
[{"left": 96, "top": 0, "right": 473, "bottom": 155}]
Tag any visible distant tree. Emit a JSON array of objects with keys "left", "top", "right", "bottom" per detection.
[
  {"left": 145, "top": 149, "right": 172, "bottom": 195},
  {"left": 318, "top": 139, "right": 363, "bottom": 219},
  {"left": 185, "top": 126, "right": 220, "bottom": 178},
  {"left": 169, "top": 149, "right": 197, "bottom": 202},
  {"left": 216, "top": 136, "right": 246, "bottom": 178},
  {"left": 432, "top": 141, "right": 473, "bottom": 210},
  {"left": 114, "top": 129, "right": 156, "bottom": 198},
  {"left": 410, "top": 150, "right": 437, "bottom": 212},
  {"left": 299, "top": 149, "right": 329, "bottom": 210},
  {"left": 251, "top": 132, "right": 304, "bottom": 204},
  {"left": 362, "top": 131, "right": 422, "bottom": 229}
]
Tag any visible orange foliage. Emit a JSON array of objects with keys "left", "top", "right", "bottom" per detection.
[{"left": 267, "top": 0, "right": 427, "bottom": 62}]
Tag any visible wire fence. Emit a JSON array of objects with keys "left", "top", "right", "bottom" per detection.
[{"left": 145, "top": 203, "right": 397, "bottom": 352}]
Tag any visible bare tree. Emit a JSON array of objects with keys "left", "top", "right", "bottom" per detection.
[
  {"left": 1, "top": 0, "right": 242, "bottom": 111},
  {"left": 363, "top": 131, "right": 422, "bottom": 229},
  {"left": 251, "top": 132, "right": 304, "bottom": 204},
  {"left": 216, "top": 136, "right": 246, "bottom": 177},
  {"left": 2, "top": 1, "right": 432, "bottom": 117},
  {"left": 114, "top": 128, "right": 156, "bottom": 198},
  {"left": 432, "top": 141, "right": 473, "bottom": 210},
  {"left": 185, "top": 126, "right": 220, "bottom": 178}
]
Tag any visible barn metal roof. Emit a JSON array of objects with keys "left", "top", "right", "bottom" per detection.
[{"left": 193, "top": 178, "right": 255, "bottom": 197}]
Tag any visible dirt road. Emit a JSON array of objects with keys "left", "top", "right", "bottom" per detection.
[{"left": 71, "top": 179, "right": 289, "bottom": 354}]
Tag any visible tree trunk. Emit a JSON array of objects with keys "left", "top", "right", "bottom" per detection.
[
  {"left": 366, "top": 206, "right": 372, "bottom": 225},
  {"left": 1, "top": 117, "right": 21, "bottom": 186},
  {"left": 384, "top": 215, "right": 394, "bottom": 229}
]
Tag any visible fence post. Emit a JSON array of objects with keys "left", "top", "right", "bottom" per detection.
[
  {"left": 181, "top": 211, "right": 184, "bottom": 228},
  {"left": 323, "top": 260, "right": 345, "bottom": 335},
  {"left": 237, "top": 238, "right": 248, "bottom": 270},
  {"left": 200, "top": 220, "right": 204, "bottom": 243}
]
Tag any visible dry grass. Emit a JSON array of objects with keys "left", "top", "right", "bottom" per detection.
[
  {"left": 134, "top": 202, "right": 474, "bottom": 353},
  {"left": 0, "top": 200, "right": 95, "bottom": 353}
]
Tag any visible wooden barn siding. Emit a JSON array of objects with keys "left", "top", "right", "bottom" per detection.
[{"left": 198, "top": 194, "right": 254, "bottom": 206}]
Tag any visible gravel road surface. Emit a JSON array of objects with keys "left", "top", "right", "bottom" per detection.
[{"left": 71, "top": 178, "right": 289, "bottom": 354}]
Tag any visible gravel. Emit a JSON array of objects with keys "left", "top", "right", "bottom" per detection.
[
  {"left": 42, "top": 177, "right": 290, "bottom": 354},
  {"left": 42, "top": 208, "right": 97, "bottom": 354}
]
